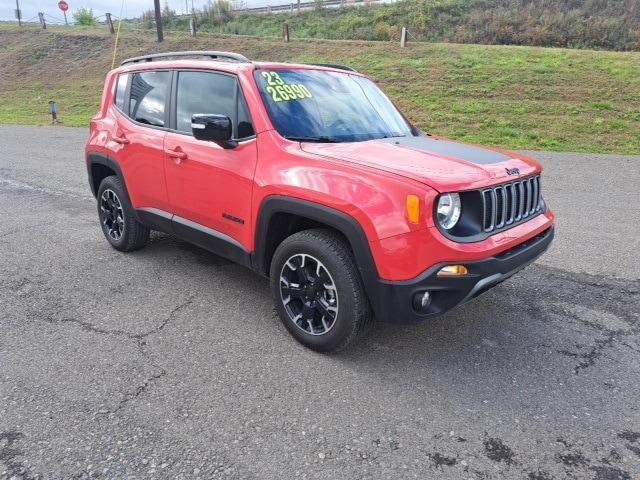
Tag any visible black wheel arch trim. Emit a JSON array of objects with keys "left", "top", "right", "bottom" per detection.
[
  {"left": 86, "top": 152, "right": 130, "bottom": 201},
  {"left": 253, "top": 196, "right": 382, "bottom": 310}
]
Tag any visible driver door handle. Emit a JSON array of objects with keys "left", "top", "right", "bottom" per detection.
[{"left": 166, "top": 148, "right": 188, "bottom": 163}]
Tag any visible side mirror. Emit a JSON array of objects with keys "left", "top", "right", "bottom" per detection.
[{"left": 191, "top": 114, "right": 237, "bottom": 149}]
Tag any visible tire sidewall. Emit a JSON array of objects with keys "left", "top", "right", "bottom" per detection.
[{"left": 270, "top": 235, "right": 363, "bottom": 352}]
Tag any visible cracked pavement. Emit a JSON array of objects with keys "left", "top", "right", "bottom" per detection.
[{"left": 0, "top": 124, "right": 639, "bottom": 479}]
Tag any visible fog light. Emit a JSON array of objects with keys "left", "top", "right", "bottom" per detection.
[
  {"left": 412, "top": 291, "right": 431, "bottom": 312},
  {"left": 437, "top": 265, "right": 468, "bottom": 277}
]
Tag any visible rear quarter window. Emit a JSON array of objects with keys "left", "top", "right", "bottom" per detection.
[
  {"left": 128, "top": 71, "right": 171, "bottom": 127},
  {"left": 114, "top": 73, "right": 128, "bottom": 112}
]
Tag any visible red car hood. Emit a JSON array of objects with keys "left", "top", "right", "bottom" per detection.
[{"left": 301, "top": 136, "right": 541, "bottom": 192}]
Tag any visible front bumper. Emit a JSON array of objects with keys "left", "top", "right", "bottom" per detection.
[{"left": 369, "top": 225, "right": 554, "bottom": 323}]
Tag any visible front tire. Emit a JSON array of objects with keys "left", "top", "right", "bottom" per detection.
[
  {"left": 97, "top": 176, "right": 149, "bottom": 252},
  {"left": 270, "top": 229, "right": 372, "bottom": 352}
]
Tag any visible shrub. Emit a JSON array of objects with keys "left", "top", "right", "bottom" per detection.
[
  {"left": 388, "top": 25, "right": 401, "bottom": 42},
  {"left": 73, "top": 7, "right": 97, "bottom": 26}
]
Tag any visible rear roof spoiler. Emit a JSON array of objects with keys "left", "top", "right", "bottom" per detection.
[{"left": 307, "top": 63, "right": 358, "bottom": 72}]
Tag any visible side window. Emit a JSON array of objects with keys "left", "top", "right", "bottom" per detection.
[
  {"left": 237, "top": 89, "right": 255, "bottom": 139},
  {"left": 128, "top": 71, "right": 170, "bottom": 127},
  {"left": 176, "top": 71, "right": 236, "bottom": 134},
  {"left": 114, "top": 73, "right": 128, "bottom": 112}
]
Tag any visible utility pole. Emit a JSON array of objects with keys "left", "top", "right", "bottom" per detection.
[
  {"left": 154, "top": 0, "right": 164, "bottom": 42},
  {"left": 15, "top": 0, "right": 21, "bottom": 26}
]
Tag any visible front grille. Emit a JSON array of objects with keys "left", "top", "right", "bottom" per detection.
[{"left": 482, "top": 175, "right": 542, "bottom": 233}]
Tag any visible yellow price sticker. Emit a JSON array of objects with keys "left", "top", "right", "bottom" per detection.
[{"left": 261, "top": 71, "right": 313, "bottom": 102}]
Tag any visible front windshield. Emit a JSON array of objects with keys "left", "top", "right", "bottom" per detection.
[{"left": 254, "top": 69, "right": 413, "bottom": 142}]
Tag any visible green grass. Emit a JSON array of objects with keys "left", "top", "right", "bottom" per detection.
[
  {"left": 148, "top": 0, "right": 640, "bottom": 51},
  {"left": 0, "top": 26, "right": 639, "bottom": 154}
]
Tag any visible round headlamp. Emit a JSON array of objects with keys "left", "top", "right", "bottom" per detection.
[{"left": 436, "top": 193, "right": 461, "bottom": 230}]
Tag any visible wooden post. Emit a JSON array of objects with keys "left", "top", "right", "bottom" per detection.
[
  {"left": 400, "top": 26, "right": 408, "bottom": 47},
  {"left": 190, "top": 16, "right": 197, "bottom": 37},
  {"left": 15, "top": 0, "right": 21, "bottom": 26},
  {"left": 290, "top": 3, "right": 294, "bottom": 13},
  {"left": 297, "top": 0, "right": 300, "bottom": 14},
  {"left": 105, "top": 13, "right": 115, "bottom": 34},
  {"left": 153, "top": 0, "right": 164, "bottom": 42},
  {"left": 283, "top": 22, "right": 289, "bottom": 42},
  {"left": 267, "top": 5, "right": 272, "bottom": 14}
]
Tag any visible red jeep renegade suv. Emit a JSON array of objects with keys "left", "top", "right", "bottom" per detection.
[{"left": 86, "top": 51, "right": 555, "bottom": 352}]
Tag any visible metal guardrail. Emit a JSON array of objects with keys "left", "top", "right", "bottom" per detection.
[
  {"left": 239, "top": 0, "right": 385, "bottom": 14},
  {"left": 159, "top": 0, "right": 388, "bottom": 20}
]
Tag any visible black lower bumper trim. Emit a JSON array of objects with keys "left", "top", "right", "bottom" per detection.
[{"left": 369, "top": 226, "right": 554, "bottom": 323}]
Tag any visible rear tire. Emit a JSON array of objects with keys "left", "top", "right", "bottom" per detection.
[
  {"left": 97, "top": 176, "right": 149, "bottom": 252},
  {"left": 270, "top": 229, "right": 372, "bottom": 352}
]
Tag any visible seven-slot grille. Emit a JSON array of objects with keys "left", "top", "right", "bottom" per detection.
[{"left": 482, "top": 175, "right": 542, "bottom": 233}]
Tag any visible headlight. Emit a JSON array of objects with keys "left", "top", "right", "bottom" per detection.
[{"left": 436, "top": 193, "right": 461, "bottom": 230}]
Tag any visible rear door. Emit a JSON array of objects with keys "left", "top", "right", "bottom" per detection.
[
  {"left": 110, "top": 70, "right": 171, "bottom": 212},
  {"left": 163, "top": 70, "right": 257, "bottom": 250}
]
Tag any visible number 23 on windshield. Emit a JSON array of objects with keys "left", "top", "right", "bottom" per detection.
[{"left": 262, "top": 71, "right": 313, "bottom": 102}]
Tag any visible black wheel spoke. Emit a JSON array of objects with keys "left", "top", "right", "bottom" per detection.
[
  {"left": 295, "top": 262, "right": 311, "bottom": 284},
  {"left": 301, "top": 303, "right": 315, "bottom": 319},
  {"left": 281, "top": 282, "right": 304, "bottom": 301},
  {"left": 315, "top": 297, "right": 337, "bottom": 319}
]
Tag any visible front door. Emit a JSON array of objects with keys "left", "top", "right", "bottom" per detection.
[
  {"left": 164, "top": 70, "right": 257, "bottom": 251},
  {"left": 110, "top": 70, "right": 171, "bottom": 212}
]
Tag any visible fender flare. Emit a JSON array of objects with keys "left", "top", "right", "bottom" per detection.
[
  {"left": 86, "top": 152, "right": 130, "bottom": 201},
  {"left": 253, "top": 196, "right": 381, "bottom": 306}
]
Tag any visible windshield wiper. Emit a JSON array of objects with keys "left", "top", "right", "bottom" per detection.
[
  {"left": 383, "top": 133, "right": 408, "bottom": 139},
  {"left": 284, "top": 135, "right": 340, "bottom": 143}
]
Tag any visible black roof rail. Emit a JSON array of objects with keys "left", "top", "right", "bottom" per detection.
[
  {"left": 307, "top": 63, "right": 358, "bottom": 72},
  {"left": 120, "top": 51, "right": 251, "bottom": 66}
]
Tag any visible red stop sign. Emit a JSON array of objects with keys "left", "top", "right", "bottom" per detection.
[{"left": 58, "top": 1, "right": 69, "bottom": 12}]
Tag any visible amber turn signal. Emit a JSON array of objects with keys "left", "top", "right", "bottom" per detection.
[
  {"left": 406, "top": 194, "right": 420, "bottom": 224},
  {"left": 437, "top": 265, "right": 468, "bottom": 277}
]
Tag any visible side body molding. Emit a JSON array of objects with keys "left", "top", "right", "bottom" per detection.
[{"left": 136, "top": 208, "right": 252, "bottom": 268}]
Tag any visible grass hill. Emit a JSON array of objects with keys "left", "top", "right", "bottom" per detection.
[
  {"left": 0, "top": 26, "right": 638, "bottom": 155},
  {"left": 158, "top": 0, "right": 640, "bottom": 52}
]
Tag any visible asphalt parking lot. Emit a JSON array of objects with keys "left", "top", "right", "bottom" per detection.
[{"left": 1, "top": 124, "right": 639, "bottom": 480}]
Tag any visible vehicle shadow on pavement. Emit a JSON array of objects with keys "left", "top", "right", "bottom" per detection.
[{"left": 143, "top": 232, "right": 638, "bottom": 382}]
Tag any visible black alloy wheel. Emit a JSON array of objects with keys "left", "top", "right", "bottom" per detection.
[
  {"left": 100, "top": 188, "right": 125, "bottom": 241},
  {"left": 279, "top": 253, "right": 339, "bottom": 335},
  {"left": 270, "top": 229, "right": 372, "bottom": 352},
  {"left": 96, "top": 175, "right": 149, "bottom": 252}
]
